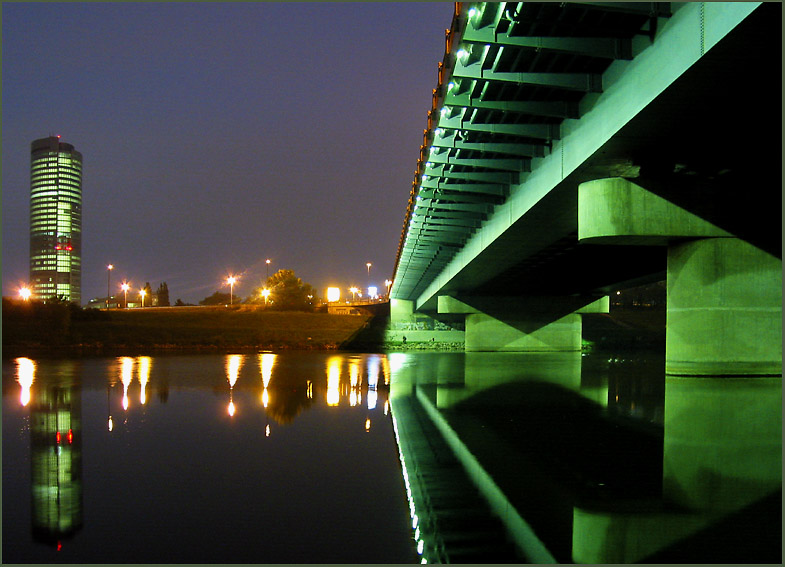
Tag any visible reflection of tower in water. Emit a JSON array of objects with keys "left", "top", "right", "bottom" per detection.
[{"left": 26, "top": 360, "right": 83, "bottom": 548}]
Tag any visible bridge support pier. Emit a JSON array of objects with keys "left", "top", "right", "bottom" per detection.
[
  {"left": 580, "top": 177, "right": 783, "bottom": 517},
  {"left": 666, "top": 237, "right": 782, "bottom": 376},
  {"left": 439, "top": 295, "right": 608, "bottom": 352},
  {"left": 579, "top": 177, "right": 782, "bottom": 376},
  {"left": 465, "top": 312, "right": 581, "bottom": 352}
]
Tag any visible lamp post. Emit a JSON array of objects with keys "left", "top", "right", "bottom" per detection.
[
  {"left": 227, "top": 276, "right": 237, "bottom": 305},
  {"left": 366, "top": 262, "right": 372, "bottom": 276},
  {"left": 121, "top": 282, "right": 130, "bottom": 308},
  {"left": 266, "top": 259, "right": 271, "bottom": 280},
  {"left": 107, "top": 264, "right": 114, "bottom": 308}
]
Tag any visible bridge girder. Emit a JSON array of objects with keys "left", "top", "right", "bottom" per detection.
[
  {"left": 391, "top": 1, "right": 779, "bottom": 307},
  {"left": 393, "top": 1, "right": 669, "bottom": 300}
]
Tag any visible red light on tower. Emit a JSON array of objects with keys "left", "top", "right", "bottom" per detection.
[
  {"left": 67, "top": 429, "right": 73, "bottom": 444},
  {"left": 55, "top": 431, "right": 61, "bottom": 444}
]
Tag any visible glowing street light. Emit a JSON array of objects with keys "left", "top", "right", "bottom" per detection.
[
  {"left": 366, "top": 262, "right": 372, "bottom": 276},
  {"left": 106, "top": 264, "right": 114, "bottom": 308},
  {"left": 261, "top": 288, "right": 270, "bottom": 305},
  {"left": 266, "top": 259, "right": 271, "bottom": 280},
  {"left": 139, "top": 288, "right": 147, "bottom": 308},
  {"left": 326, "top": 287, "right": 340, "bottom": 303},
  {"left": 121, "top": 282, "right": 130, "bottom": 308},
  {"left": 19, "top": 287, "right": 31, "bottom": 301},
  {"left": 227, "top": 276, "right": 237, "bottom": 305},
  {"left": 349, "top": 287, "right": 359, "bottom": 301}
]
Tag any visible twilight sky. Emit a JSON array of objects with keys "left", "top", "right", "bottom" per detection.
[{"left": 2, "top": 2, "right": 452, "bottom": 305}]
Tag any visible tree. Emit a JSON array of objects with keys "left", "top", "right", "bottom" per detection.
[
  {"left": 143, "top": 282, "right": 153, "bottom": 306},
  {"left": 199, "top": 291, "right": 232, "bottom": 306},
  {"left": 248, "top": 269, "right": 317, "bottom": 311},
  {"left": 157, "top": 282, "right": 170, "bottom": 307}
]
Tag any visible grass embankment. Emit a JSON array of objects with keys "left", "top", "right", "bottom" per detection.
[{"left": 2, "top": 302, "right": 370, "bottom": 355}]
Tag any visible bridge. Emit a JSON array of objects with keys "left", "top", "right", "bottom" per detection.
[
  {"left": 385, "top": 2, "right": 781, "bottom": 562},
  {"left": 388, "top": 1, "right": 781, "bottom": 374}
]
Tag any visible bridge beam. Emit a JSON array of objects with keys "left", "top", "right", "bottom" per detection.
[
  {"left": 438, "top": 295, "right": 608, "bottom": 352},
  {"left": 579, "top": 177, "right": 782, "bottom": 376}
]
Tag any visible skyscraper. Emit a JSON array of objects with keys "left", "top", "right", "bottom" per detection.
[{"left": 29, "top": 136, "right": 83, "bottom": 304}]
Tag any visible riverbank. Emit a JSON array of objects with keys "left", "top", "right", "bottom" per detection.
[
  {"left": 2, "top": 299, "right": 666, "bottom": 358},
  {"left": 2, "top": 301, "right": 371, "bottom": 357}
]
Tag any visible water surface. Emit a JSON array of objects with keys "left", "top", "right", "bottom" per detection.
[{"left": 2, "top": 352, "right": 417, "bottom": 564}]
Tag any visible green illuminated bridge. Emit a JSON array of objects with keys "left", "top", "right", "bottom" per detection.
[
  {"left": 386, "top": 2, "right": 781, "bottom": 563},
  {"left": 389, "top": 2, "right": 781, "bottom": 372}
]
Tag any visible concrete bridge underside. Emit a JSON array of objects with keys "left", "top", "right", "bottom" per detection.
[
  {"left": 389, "top": 2, "right": 781, "bottom": 373},
  {"left": 387, "top": 2, "right": 781, "bottom": 562}
]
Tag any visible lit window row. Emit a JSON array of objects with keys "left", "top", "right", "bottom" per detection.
[{"left": 31, "top": 196, "right": 81, "bottom": 205}]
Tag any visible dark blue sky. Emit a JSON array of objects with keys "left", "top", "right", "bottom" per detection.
[{"left": 2, "top": 2, "right": 453, "bottom": 304}]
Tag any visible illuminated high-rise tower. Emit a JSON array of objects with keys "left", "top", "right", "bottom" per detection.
[{"left": 29, "top": 136, "right": 83, "bottom": 304}]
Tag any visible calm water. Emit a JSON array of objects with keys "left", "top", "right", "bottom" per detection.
[
  {"left": 4, "top": 349, "right": 780, "bottom": 563},
  {"left": 2, "top": 352, "right": 418, "bottom": 564}
]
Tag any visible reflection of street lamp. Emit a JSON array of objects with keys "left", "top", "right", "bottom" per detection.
[
  {"left": 227, "top": 276, "right": 237, "bottom": 305},
  {"left": 121, "top": 282, "right": 130, "bottom": 308},
  {"left": 261, "top": 288, "right": 270, "bottom": 305},
  {"left": 19, "top": 287, "right": 31, "bottom": 301},
  {"left": 139, "top": 288, "right": 146, "bottom": 308},
  {"left": 106, "top": 264, "right": 114, "bottom": 308}
]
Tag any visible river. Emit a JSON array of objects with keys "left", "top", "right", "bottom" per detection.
[{"left": 2, "top": 349, "right": 780, "bottom": 563}]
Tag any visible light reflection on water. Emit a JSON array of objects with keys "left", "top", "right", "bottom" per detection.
[
  {"left": 2, "top": 352, "right": 415, "bottom": 564},
  {"left": 5, "top": 350, "right": 779, "bottom": 564}
]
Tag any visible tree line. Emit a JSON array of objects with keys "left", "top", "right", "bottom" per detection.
[{"left": 198, "top": 269, "right": 317, "bottom": 311}]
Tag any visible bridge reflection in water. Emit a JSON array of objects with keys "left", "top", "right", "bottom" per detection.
[{"left": 388, "top": 351, "right": 781, "bottom": 564}]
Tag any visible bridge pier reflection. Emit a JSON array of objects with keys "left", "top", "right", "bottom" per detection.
[{"left": 388, "top": 349, "right": 781, "bottom": 563}]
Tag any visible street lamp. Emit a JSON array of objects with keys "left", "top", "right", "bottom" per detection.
[
  {"left": 107, "top": 264, "right": 114, "bottom": 308},
  {"left": 121, "top": 282, "right": 130, "bottom": 308},
  {"left": 349, "top": 287, "right": 359, "bottom": 301},
  {"left": 139, "top": 288, "right": 146, "bottom": 308},
  {"left": 366, "top": 262, "right": 372, "bottom": 276},
  {"left": 261, "top": 288, "right": 270, "bottom": 305},
  {"left": 227, "top": 276, "right": 237, "bottom": 305},
  {"left": 266, "top": 259, "right": 271, "bottom": 280},
  {"left": 19, "top": 287, "right": 31, "bottom": 301}
]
